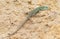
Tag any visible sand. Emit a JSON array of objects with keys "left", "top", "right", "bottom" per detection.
[{"left": 0, "top": 0, "right": 60, "bottom": 39}]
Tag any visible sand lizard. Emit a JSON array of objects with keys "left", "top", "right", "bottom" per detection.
[{"left": 8, "top": 6, "right": 48, "bottom": 37}]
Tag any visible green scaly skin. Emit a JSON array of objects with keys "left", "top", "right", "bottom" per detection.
[{"left": 27, "top": 6, "right": 48, "bottom": 18}]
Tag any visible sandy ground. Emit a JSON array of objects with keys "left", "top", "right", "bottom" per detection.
[{"left": 0, "top": 0, "right": 60, "bottom": 39}]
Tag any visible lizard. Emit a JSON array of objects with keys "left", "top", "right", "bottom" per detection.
[{"left": 8, "top": 6, "right": 48, "bottom": 37}]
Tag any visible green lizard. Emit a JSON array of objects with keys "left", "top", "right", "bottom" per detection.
[{"left": 8, "top": 6, "right": 48, "bottom": 37}]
